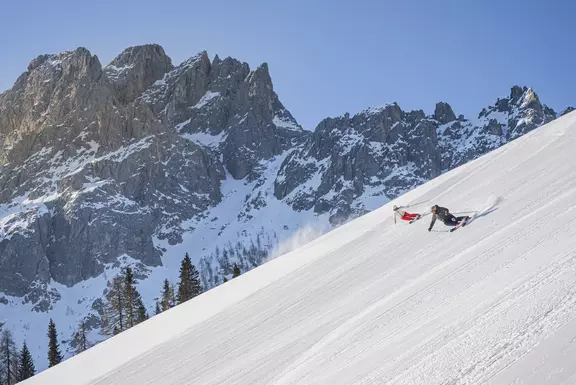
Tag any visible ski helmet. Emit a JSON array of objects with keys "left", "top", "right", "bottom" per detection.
[
  {"left": 393, "top": 205, "right": 399, "bottom": 211},
  {"left": 431, "top": 205, "right": 438, "bottom": 213}
]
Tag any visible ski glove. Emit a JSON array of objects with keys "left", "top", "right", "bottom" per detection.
[{"left": 428, "top": 228, "right": 431, "bottom": 232}]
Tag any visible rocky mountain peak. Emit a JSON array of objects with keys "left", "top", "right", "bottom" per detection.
[
  {"left": 17, "top": 48, "right": 100, "bottom": 89},
  {"left": 561, "top": 106, "right": 575, "bottom": 116},
  {"left": 252, "top": 62, "right": 270, "bottom": 76},
  {"left": 105, "top": 44, "right": 173, "bottom": 104},
  {"left": 474, "top": 85, "right": 555, "bottom": 141},
  {"left": 434, "top": 102, "right": 456, "bottom": 124},
  {"left": 510, "top": 85, "right": 526, "bottom": 103},
  {"left": 246, "top": 63, "right": 273, "bottom": 102},
  {"left": 0, "top": 46, "right": 109, "bottom": 160},
  {"left": 108, "top": 44, "right": 170, "bottom": 68},
  {"left": 27, "top": 54, "right": 51, "bottom": 71},
  {"left": 46, "top": 47, "right": 103, "bottom": 83}
]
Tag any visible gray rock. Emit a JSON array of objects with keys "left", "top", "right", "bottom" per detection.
[
  {"left": 105, "top": 44, "right": 173, "bottom": 105},
  {"left": 275, "top": 85, "right": 560, "bottom": 225},
  {"left": 146, "top": 54, "right": 305, "bottom": 180},
  {"left": 275, "top": 103, "right": 443, "bottom": 224},
  {"left": 0, "top": 46, "right": 226, "bottom": 297},
  {"left": 434, "top": 102, "right": 456, "bottom": 124}
]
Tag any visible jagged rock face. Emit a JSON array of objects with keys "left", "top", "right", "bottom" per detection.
[
  {"left": 434, "top": 102, "right": 456, "bottom": 124},
  {"left": 274, "top": 87, "right": 560, "bottom": 225},
  {"left": 274, "top": 104, "right": 442, "bottom": 224},
  {"left": 438, "top": 86, "right": 557, "bottom": 170},
  {"left": 0, "top": 47, "right": 271, "bottom": 299},
  {"left": 561, "top": 106, "right": 575, "bottom": 116},
  {"left": 0, "top": 44, "right": 307, "bottom": 299},
  {"left": 105, "top": 44, "right": 173, "bottom": 105},
  {"left": 140, "top": 52, "right": 304, "bottom": 180}
]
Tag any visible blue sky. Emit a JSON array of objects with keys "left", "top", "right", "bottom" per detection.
[{"left": 1, "top": 0, "right": 574, "bottom": 129}]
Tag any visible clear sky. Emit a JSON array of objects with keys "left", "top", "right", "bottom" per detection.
[{"left": 1, "top": 0, "right": 574, "bottom": 129}]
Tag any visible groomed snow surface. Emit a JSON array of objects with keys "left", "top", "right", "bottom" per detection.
[{"left": 24, "top": 111, "right": 576, "bottom": 384}]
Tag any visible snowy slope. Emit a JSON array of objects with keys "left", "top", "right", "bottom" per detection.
[{"left": 21, "top": 111, "right": 576, "bottom": 384}]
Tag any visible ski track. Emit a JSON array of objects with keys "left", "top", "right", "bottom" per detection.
[{"left": 22, "top": 113, "right": 576, "bottom": 384}]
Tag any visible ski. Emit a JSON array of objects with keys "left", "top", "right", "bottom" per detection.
[
  {"left": 409, "top": 214, "right": 422, "bottom": 224},
  {"left": 450, "top": 216, "right": 472, "bottom": 232}
]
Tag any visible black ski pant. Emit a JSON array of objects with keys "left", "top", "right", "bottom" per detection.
[{"left": 443, "top": 214, "right": 467, "bottom": 226}]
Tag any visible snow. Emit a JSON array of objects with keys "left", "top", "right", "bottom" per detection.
[
  {"left": 0, "top": 195, "right": 53, "bottom": 241},
  {"left": 238, "top": 113, "right": 249, "bottom": 125},
  {"left": 103, "top": 64, "right": 135, "bottom": 81},
  {"left": 47, "top": 59, "right": 62, "bottom": 67},
  {"left": 100, "top": 137, "right": 153, "bottom": 164},
  {"left": 476, "top": 110, "right": 508, "bottom": 129},
  {"left": 139, "top": 53, "right": 205, "bottom": 107},
  {"left": 174, "top": 118, "right": 191, "bottom": 131},
  {"left": 153, "top": 77, "right": 166, "bottom": 86},
  {"left": 273, "top": 115, "right": 301, "bottom": 132},
  {"left": 360, "top": 103, "right": 397, "bottom": 116},
  {"left": 0, "top": 256, "right": 144, "bottom": 373},
  {"left": 153, "top": 150, "right": 329, "bottom": 269},
  {"left": 19, "top": 113, "right": 576, "bottom": 383},
  {"left": 181, "top": 131, "right": 226, "bottom": 148},
  {"left": 338, "top": 131, "right": 364, "bottom": 155},
  {"left": 519, "top": 88, "right": 537, "bottom": 108},
  {"left": 0, "top": 136, "right": 160, "bottom": 363},
  {"left": 283, "top": 156, "right": 330, "bottom": 199},
  {"left": 191, "top": 91, "right": 220, "bottom": 109},
  {"left": 105, "top": 64, "right": 132, "bottom": 72}
]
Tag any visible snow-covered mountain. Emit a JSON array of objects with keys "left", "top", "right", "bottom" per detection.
[
  {"left": 0, "top": 44, "right": 572, "bottom": 370},
  {"left": 21, "top": 109, "right": 576, "bottom": 385}
]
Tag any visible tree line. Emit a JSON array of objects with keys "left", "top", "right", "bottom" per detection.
[
  {"left": 1, "top": 252, "right": 243, "bottom": 382},
  {"left": 153, "top": 253, "right": 241, "bottom": 315},
  {"left": 0, "top": 320, "right": 53, "bottom": 384},
  {"left": 200, "top": 236, "right": 266, "bottom": 288}
]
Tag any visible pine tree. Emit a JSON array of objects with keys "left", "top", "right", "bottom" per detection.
[
  {"left": 177, "top": 253, "right": 203, "bottom": 304},
  {"left": 123, "top": 267, "right": 145, "bottom": 328},
  {"left": 221, "top": 248, "right": 230, "bottom": 272},
  {"left": 256, "top": 234, "right": 262, "bottom": 253},
  {"left": 160, "top": 279, "right": 175, "bottom": 311},
  {"left": 17, "top": 342, "right": 35, "bottom": 381},
  {"left": 137, "top": 300, "right": 148, "bottom": 323},
  {"left": 154, "top": 300, "right": 162, "bottom": 315},
  {"left": 232, "top": 263, "right": 241, "bottom": 278},
  {"left": 0, "top": 329, "right": 19, "bottom": 385},
  {"left": 72, "top": 319, "right": 92, "bottom": 355},
  {"left": 47, "top": 319, "right": 63, "bottom": 367},
  {"left": 101, "top": 275, "right": 125, "bottom": 336},
  {"left": 169, "top": 283, "right": 176, "bottom": 307},
  {"left": 177, "top": 254, "right": 191, "bottom": 304},
  {"left": 124, "top": 268, "right": 135, "bottom": 328},
  {"left": 189, "top": 263, "right": 202, "bottom": 297}
]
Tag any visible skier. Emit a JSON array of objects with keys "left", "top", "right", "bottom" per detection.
[
  {"left": 393, "top": 205, "right": 421, "bottom": 225},
  {"left": 428, "top": 205, "right": 470, "bottom": 231}
]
